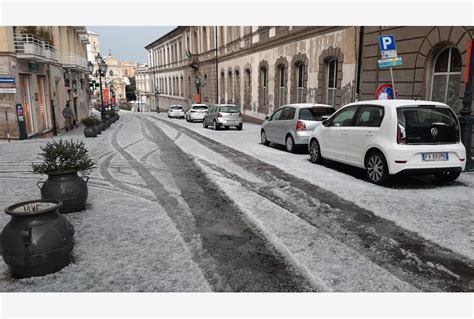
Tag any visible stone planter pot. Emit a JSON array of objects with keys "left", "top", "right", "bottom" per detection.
[
  {"left": 99, "top": 122, "right": 106, "bottom": 131},
  {"left": 93, "top": 124, "right": 101, "bottom": 135},
  {"left": 83, "top": 126, "right": 97, "bottom": 138},
  {"left": 1, "top": 199, "right": 75, "bottom": 278},
  {"left": 37, "top": 171, "right": 89, "bottom": 214}
]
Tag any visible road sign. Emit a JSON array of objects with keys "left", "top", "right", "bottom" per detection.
[
  {"left": 378, "top": 57, "right": 403, "bottom": 68},
  {"left": 0, "top": 77, "right": 16, "bottom": 94},
  {"left": 379, "top": 35, "right": 397, "bottom": 58},
  {"left": 375, "top": 84, "right": 397, "bottom": 100}
]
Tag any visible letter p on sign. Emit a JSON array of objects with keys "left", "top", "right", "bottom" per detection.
[{"left": 379, "top": 35, "right": 397, "bottom": 58}]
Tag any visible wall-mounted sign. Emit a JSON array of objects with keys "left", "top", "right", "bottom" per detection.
[
  {"left": 378, "top": 57, "right": 403, "bottom": 68},
  {"left": 379, "top": 35, "right": 397, "bottom": 59},
  {"left": 0, "top": 76, "right": 16, "bottom": 93},
  {"left": 28, "top": 62, "right": 40, "bottom": 73}
]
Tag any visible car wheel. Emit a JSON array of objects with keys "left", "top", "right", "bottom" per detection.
[
  {"left": 237, "top": 123, "right": 243, "bottom": 131},
  {"left": 203, "top": 120, "right": 208, "bottom": 128},
  {"left": 261, "top": 130, "right": 269, "bottom": 146},
  {"left": 213, "top": 120, "right": 219, "bottom": 131},
  {"left": 309, "top": 138, "right": 323, "bottom": 164},
  {"left": 434, "top": 171, "right": 461, "bottom": 183},
  {"left": 365, "top": 151, "right": 389, "bottom": 185},
  {"left": 285, "top": 135, "right": 296, "bottom": 153}
]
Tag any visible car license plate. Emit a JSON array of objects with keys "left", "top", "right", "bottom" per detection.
[{"left": 422, "top": 152, "right": 448, "bottom": 161}]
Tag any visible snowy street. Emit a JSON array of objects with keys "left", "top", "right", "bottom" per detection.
[{"left": 0, "top": 110, "right": 473, "bottom": 292}]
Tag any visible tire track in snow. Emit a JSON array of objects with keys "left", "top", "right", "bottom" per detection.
[
  {"left": 138, "top": 116, "right": 318, "bottom": 292},
  {"left": 153, "top": 116, "right": 474, "bottom": 292}
]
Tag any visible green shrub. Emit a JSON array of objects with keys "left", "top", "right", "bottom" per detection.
[
  {"left": 32, "top": 139, "right": 94, "bottom": 175},
  {"left": 81, "top": 116, "right": 101, "bottom": 127}
]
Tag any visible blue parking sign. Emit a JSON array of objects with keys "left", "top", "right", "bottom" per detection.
[{"left": 379, "top": 35, "right": 397, "bottom": 58}]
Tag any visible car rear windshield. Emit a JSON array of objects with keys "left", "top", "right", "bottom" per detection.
[
  {"left": 298, "top": 107, "right": 335, "bottom": 121},
  {"left": 192, "top": 105, "right": 208, "bottom": 110},
  {"left": 219, "top": 106, "right": 240, "bottom": 113},
  {"left": 397, "top": 105, "right": 458, "bottom": 144},
  {"left": 170, "top": 106, "right": 182, "bottom": 110}
]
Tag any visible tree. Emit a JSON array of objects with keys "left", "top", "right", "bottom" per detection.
[{"left": 126, "top": 76, "right": 136, "bottom": 101}]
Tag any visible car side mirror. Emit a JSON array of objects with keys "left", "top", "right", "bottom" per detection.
[
  {"left": 322, "top": 119, "right": 329, "bottom": 127},
  {"left": 265, "top": 116, "right": 270, "bottom": 121}
]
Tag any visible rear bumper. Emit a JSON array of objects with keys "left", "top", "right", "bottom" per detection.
[
  {"left": 385, "top": 143, "right": 466, "bottom": 174},
  {"left": 189, "top": 113, "right": 206, "bottom": 121},
  {"left": 169, "top": 113, "right": 185, "bottom": 118},
  {"left": 294, "top": 132, "right": 311, "bottom": 145},
  {"left": 395, "top": 167, "right": 463, "bottom": 176},
  {"left": 217, "top": 118, "right": 242, "bottom": 126}
]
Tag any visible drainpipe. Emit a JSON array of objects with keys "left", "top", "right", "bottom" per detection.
[
  {"left": 215, "top": 26, "right": 219, "bottom": 104},
  {"left": 356, "top": 26, "right": 364, "bottom": 101}
]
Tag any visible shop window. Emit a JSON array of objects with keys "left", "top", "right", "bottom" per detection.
[
  {"left": 296, "top": 63, "right": 305, "bottom": 103},
  {"left": 430, "top": 47, "right": 462, "bottom": 109},
  {"left": 326, "top": 59, "right": 338, "bottom": 106}
]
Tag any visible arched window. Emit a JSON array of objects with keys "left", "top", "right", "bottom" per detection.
[
  {"left": 260, "top": 66, "right": 268, "bottom": 106},
  {"left": 234, "top": 69, "right": 241, "bottom": 106},
  {"left": 297, "top": 63, "right": 305, "bottom": 103},
  {"left": 430, "top": 47, "right": 462, "bottom": 108},
  {"left": 202, "top": 27, "right": 208, "bottom": 52},
  {"left": 244, "top": 68, "right": 251, "bottom": 111},
  {"left": 228, "top": 70, "right": 233, "bottom": 103},
  {"left": 109, "top": 70, "right": 113, "bottom": 76},
  {"left": 193, "top": 31, "right": 198, "bottom": 53},
  {"left": 326, "top": 58, "right": 338, "bottom": 106}
]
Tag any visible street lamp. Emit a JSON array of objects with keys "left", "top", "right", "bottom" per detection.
[{"left": 94, "top": 53, "right": 108, "bottom": 123}]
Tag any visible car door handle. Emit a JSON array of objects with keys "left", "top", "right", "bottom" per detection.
[{"left": 366, "top": 132, "right": 374, "bottom": 137}]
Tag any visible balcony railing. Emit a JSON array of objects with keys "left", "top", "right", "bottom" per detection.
[
  {"left": 61, "top": 54, "right": 88, "bottom": 71},
  {"left": 14, "top": 34, "right": 57, "bottom": 62}
]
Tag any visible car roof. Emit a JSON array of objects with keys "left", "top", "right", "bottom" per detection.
[
  {"left": 191, "top": 104, "right": 208, "bottom": 107},
  {"left": 170, "top": 105, "right": 183, "bottom": 107},
  {"left": 343, "top": 99, "right": 450, "bottom": 108},
  {"left": 280, "top": 103, "right": 335, "bottom": 109},
  {"left": 214, "top": 104, "right": 239, "bottom": 107}
]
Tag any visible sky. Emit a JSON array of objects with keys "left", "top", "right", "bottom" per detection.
[{"left": 88, "top": 26, "right": 175, "bottom": 64}]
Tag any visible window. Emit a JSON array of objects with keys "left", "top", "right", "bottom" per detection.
[
  {"left": 430, "top": 47, "right": 462, "bottom": 108},
  {"left": 279, "top": 66, "right": 286, "bottom": 107},
  {"left": 109, "top": 70, "right": 114, "bottom": 76},
  {"left": 260, "top": 66, "right": 268, "bottom": 105},
  {"left": 331, "top": 106, "right": 358, "bottom": 127},
  {"left": 326, "top": 59, "right": 337, "bottom": 106},
  {"left": 355, "top": 106, "right": 384, "bottom": 127},
  {"left": 281, "top": 107, "right": 296, "bottom": 120},
  {"left": 297, "top": 63, "right": 304, "bottom": 103},
  {"left": 299, "top": 107, "right": 336, "bottom": 121},
  {"left": 270, "top": 108, "right": 285, "bottom": 121},
  {"left": 202, "top": 27, "right": 208, "bottom": 52}
]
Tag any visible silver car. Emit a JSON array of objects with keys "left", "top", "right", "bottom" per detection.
[
  {"left": 168, "top": 105, "right": 185, "bottom": 119},
  {"left": 186, "top": 104, "right": 208, "bottom": 122},
  {"left": 261, "top": 103, "right": 335, "bottom": 152},
  {"left": 203, "top": 104, "right": 243, "bottom": 130}
]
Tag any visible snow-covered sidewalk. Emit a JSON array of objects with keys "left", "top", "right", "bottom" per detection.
[
  {"left": 147, "top": 112, "right": 474, "bottom": 261},
  {"left": 0, "top": 113, "right": 211, "bottom": 291}
]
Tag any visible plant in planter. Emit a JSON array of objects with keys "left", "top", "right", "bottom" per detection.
[
  {"left": 81, "top": 116, "right": 101, "bottom": 137},
  {"left": 1, "top": 199, "right": 75, "bottom": 278},
  {"left": 32, "top": 139, "right": 94, "bottom": 214}
]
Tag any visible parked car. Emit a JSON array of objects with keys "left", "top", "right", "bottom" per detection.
[
  {"left": 308, "top": 100, "right": 466, "bottom": 185},
  {"left": 168, "top": 105, "right": 185, "bottom": 119},
  {"left": 261, "top": 103, "right": 335, "bottom": 153},
  {"left": 186, "top": 104, "right": 208, "bottom": 122},
  {"left": 203, "top": 104, "right": 243, "bottom": 130}
]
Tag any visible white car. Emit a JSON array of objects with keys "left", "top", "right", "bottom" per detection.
[
  {"left": 308, "top": 100, "right": 466, "bottom": 185},
  {"left": 186, "top": 104, "right": 208, "bottom": 122},
  {"left": 168, "top": 105, "right": 185, "bottom": 119}
]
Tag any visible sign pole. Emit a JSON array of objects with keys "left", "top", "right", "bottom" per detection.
[{"left": 389, "top": 67, "right": 396, "bottom": 99}]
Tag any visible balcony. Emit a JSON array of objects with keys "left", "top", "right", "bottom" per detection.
[
  {"left": 61, "top": 54, "right": 88, "bottom": 71},
  {"left": 188, "top": 54, "right": 199, "bottom": 69},
  {"left": 14, "top": 34, "right": 57, "bottom": 62}
]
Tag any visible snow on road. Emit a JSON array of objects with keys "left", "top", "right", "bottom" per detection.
[{"left": 147, "top": 112, "right": 474, "bottom": 261}]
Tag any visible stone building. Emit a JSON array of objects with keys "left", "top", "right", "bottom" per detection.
[
  {"left": 0, "top": 26, "right": 90, "bottom": 139},
  {"left": 145, "top": 26, "right": 358, "bottom": 121},
  {"left": 136, "top": 63, "right": 152, "bottom": 109}
]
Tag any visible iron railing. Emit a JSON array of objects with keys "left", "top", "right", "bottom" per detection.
[{"left": 13, "top": 33, "right": 57, "bottom": 62}]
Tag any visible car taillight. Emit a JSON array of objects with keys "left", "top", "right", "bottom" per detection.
[
  {"left": 218, "top": 112, "right": 223, "bottom": 117},
  {"left": 296, "top": 120, "right": 306, "bottom": 131},
  {"left": 397, "top": 123, "right": 406, "bottom": 144}
]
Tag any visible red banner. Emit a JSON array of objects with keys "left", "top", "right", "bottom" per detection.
[
  {"left": 102, "top": 88, "right": 110, "bottom": 105},
  {"left": 465, "top": 39, "right": 473, "bottom": 83}
]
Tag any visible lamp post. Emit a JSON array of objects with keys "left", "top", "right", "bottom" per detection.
[
  {"left": 460, "top": 39, "right": 474, "bottom": 171},
  {"left": 94, "top": 53, "right": 108, "bottom": 123},
  {"left": 155, "top": 87, "right": 161, "bottom": 113},
  {"left": 87, "top": 61, "right": 94, "bottom": 115}
]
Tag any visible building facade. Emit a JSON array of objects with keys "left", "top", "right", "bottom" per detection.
[
  {"left": 145, "top": 27, "right": 359, "bottom": 121},
  {"left": 0, "top": 26, "right": 90, "bottom": 139},
  {"left": 136, "top": 63, "right": 152, "bottom": 110}
]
